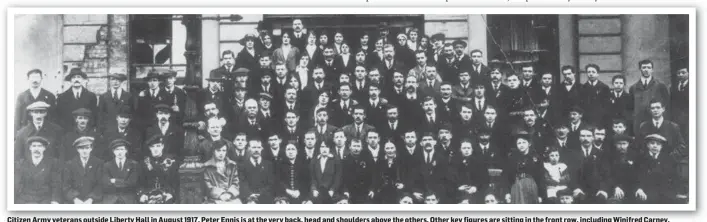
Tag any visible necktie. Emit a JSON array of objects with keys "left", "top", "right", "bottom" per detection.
[
  {"left": 356, "top": 126, "right": 361, "bottom": 138},
  {"left": 561, "top": 141, "right": 565, "bottom": 148},
  {"left": 113, "top": 90, "right": 118, "bottom": 100},
  {"left": 343, "top": 102, "right": 348, "bottom": 111},
  {"left": 680, "top": 82, "right": 685, "bottom": 91},
  {"left": 265, "top": 112, "right": 269, "bottom": 118},
  {"left": 585, "top": 148, "right": 590, "bottom": 157},
  {"left": 118, "top": 161, "right": 123, "bottom": 171},
  {"left": 75, "top": 91, "right": 79, "bottom": 100},
  {"left": 655, "top": 121, "right": 660, "bottom": 128},
  {"left": 477, "top": 100, "right": 482, "bottom": 110},
  {"left": 653, "top": 153, "right": 658, "bottom": 160},
  {"left": 152, "top": 90, "right": 156, "bottom": 98},
  {"left": 291, "top": 128, "right": 295, "bottom": 134},
  {"left": 426, "top": 152, "right": 432, "bottom": 164},
  {"left": 429, "top": 116, "right": 434, "bottom": 124},
  {"left": 339, "top": 148, "right": 344, "bottom": 159},
  {"left": 390, "top": 123, "right": 395, "bottom": 131},
  {"left": 428, "top": 80, "right": 433, "bottom": 87}
]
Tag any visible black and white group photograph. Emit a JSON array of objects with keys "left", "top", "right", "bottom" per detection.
[{"left": 11, "top": 12, "right": 692, "bottom": 207}]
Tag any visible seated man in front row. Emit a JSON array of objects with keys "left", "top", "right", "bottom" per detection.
[
  {"left": 101, "top": 138, "right": 139, "bottom": 204},
  {"left": 62, "top": 136, "right": 104, "bottom": 204},
  {"left": 15, "top": 136, "right": 62, "bottom": 204}
]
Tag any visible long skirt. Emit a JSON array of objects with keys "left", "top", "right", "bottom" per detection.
[{"left": 510, "top": 177, "right": 539, "bottom": 204}]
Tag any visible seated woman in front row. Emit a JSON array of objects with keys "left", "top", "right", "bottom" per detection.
[{"left": 203, "top": 140, "right": 242, "bottom": 204}]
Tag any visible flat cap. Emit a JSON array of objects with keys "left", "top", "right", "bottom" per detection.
[
  {"left": 109, "top": 138, "right": 131, "bottom": 150},
  {"left": 154, "top": 104, "right": 171, "bottom": 112},
  {"left": 430, "top": 33, "right": 446, "bottom": 41},
  {"left": 145, "top": 135, "right": 164, "bottom": 147},
  {"left": 26, "top": 101, "right": 51, "bottom": 111},
  {"left": 144, "top": 70, "right": 163, "bottom": 81},
  {"left": 64, "top": 68, "right": 87, "bottom": 81},
  {"left": 259, "top": 92, "right": 273, "bottom": 101},
  {"left": 72, "top": 108, "right": 92, "bottom": 117},
  {"left": 613, "top": 134, "right": 633, "bottom": 143},
  {"left": 72, "top": 136, "right": 95, "bottom": 148},
  {"left": 108, "top": 73, "right": 128, "bottom": 81},
  {"left": 26, "top": 136, "right": 49, "bottom": 147},
  {"left": 234, "top": 68, "right": 250, "bottom": 77},
  {"left": 452, "top": 39, "right": 467, "bottom": 48},
  {"left": 206, "top": 69, "right": 226, "bottom": 81},
  {"left": 644, "top": 134, "right": 667, "bottom": 143}
]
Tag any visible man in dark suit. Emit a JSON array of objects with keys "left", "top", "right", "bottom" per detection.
[
  {"left": 488, "top": 68, "right": 511, "bottom": 115},
  {"left": 567, "top": 127, "right": 609, "bottom": 204},
  {"left": 634, "top": 134, "right": 678, "bottom": 204},
  {"left": 199, "top": 70, "right": 228, "bottom": 115},
  {"left": 478, "top": 105, "right": 510, "bottom": 157},
  {"left": 234, "top": 98, "right": 267, "bottom": 140},
  {"left": 291, "top": 19, "right": 307, "bottom": 51},
  {"left": 607, "top": 75, "right": 634, "bottom": 135},
  {"left": 59, "top": 108, "right": 102, "bottom": 161},
  {"left": 282, "top": 111, "right": 305, "bottom": 149},
  {"left": 452, "top": 40, "right": 473, "bottom": 80},
  {"left": 56, "top": 68, "right": 98, "bottom": 130},
  {"left": 546, "top": 124, "right": 576, "bottom": 158},
  {"left": 256, "top": 69, "right": 278, "bottom": 99},
  {"left": 319, "top": 46, "right": 343, "bottom": 83},
  {"left": 580, "top": 64, "right": 612, "bottom": 127},
  {"left": 15, "top": 69, "right": 57, "bottom": 131},
  {"left": 144, "top": 104, "right": 185, "bottom": 158},
  {"left": 420, "top": 96, "right": 447, "bottom": 133},
  {"left": 276, "top": 87, "right": 305, "bottom": 125},
  {"left": 670, "top": 64, "right": 689, "bottom": 143},
  {"left": 379, "top": 105, "right": 406, "bottom": 146},
  {"left": 604, "top": 134, "right": 639, "bottom": 204},
  {"left": 363, "top": 131, "right": 386, "bottom": 164},
  {"left": 400, "top": 76, "right": 425, "bottom": 129},
  {"left": 383, "top": 71, "right": 406, "bottom": 106},
  {"left": 135, "top": 71, "right": 172, "bottom": 129},
  {"left": 558, "top": 66, "right": 582, "bottom": 121},
  {"left": 469, "top": 49, "right": 491, "bottom": 85},
  {"left": 437, "top": 82, "right": 461, "bottom": 123},
  {"left": 452, "top": 71, "right": 474, "bottom": 104},
  {"left": 263, "top": 132, "right": 287, "bottom": 167},
  {"left": 436, "top": 43, "right": 458, "bottom": 84},
  {"left": 532, "top": 73, "right": 561, "bottom": 126},
  {"left": 417, "top": 132, "right": 452, "bottom": 203},
  {"left": 363, "top": 83, "right": 387, "bottom": 130},
  {"left": 300, "top": 131, "right": 320, "bottom": 162},
  {"left": 15, "top": 101, "right": 63, "bottom": 162},
  {"left": 229, "top": 133, "right": 250, "bottom": 165},
  {"left": 453, "top": 105, "right": 477, "bottom": 146},
  {"left": 330, "top": 83, "right": 356, "bottom": 127},
  {"left": 567, "top": 106, "right": 587, "bottom": 149},
  {"left": 473, "top": 128, "right": 503, "bottom": 170},
  {"left": 629, "top": 60, "right": 671, "bottom": 135},
  {"left": 226, "top": 85, "right": 248, "bottom": 129},
  {"left": 304, "top": 66, "right": 334, "bottom": 105},
  {"left": 277, "top": 142, "right": 311, "bottom": 204},
  {"left": 519, "top": 64, "right": 538, "bottom": 93},
  {"left": 436, "top": 124, "right": 458, "bottom": 164},
  {"left": 471, "top": 83, "right": 495, "bottom": 121},
  {"left": 309, "top": 142, "right": 343, "bottom": 204},
  {"left": 351, "top": 65, "right": 370, "bottom": 102},
  {"left": 14, "top": 136, "right": 62, "bottom": 204},
  {"left": 399, "top": 130, "right": 424, "bottom": 173},
  {"left": 331, "top": 129, "right": 350, "bottom": 162},
  {"left": 379, "top": 44, "right": 408, "bottom": 89},
  {"left": 257, "top": 93, "right": 277, "bottom": 134},
  {"left": 419, "top": 66, "right": 442, "bottom": 98},
  {"left": 636, "top": 99, "right": 686, "bottom": 157},
  {"left": 99, "top": 107, "right": 144, "bottom": 160},
  {"left": 62, "top": 136, "right": 103, "bottom": 204},
  {"left": 101, "top": 138, "right": 139, "bottom": 204},
  {"left": 240, "top": 139, "right": 276, "bottom": 204},
  {"left": 342, "top": 139, "right": 377, "bottom": 203},
  {"left": 310, "top": 108, "right": 338, "bottom": 145},
  {"left": 98, "top": 73, "right": 133, "bottom": 131},
  {"left": 163, "top": 70, "right": 187, "bottom": 124},
  {"left": 342, "top": 106, "right": 376, "bottom": 142}
]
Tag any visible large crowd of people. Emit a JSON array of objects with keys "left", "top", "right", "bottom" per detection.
[{"left": 14, "top": 18, "right": 689, "bottom": 205}]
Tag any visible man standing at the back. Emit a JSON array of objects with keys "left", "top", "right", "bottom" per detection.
[
  {"left": 56, "top": 68, "right": 98, "bottom": 130},
  {"left": 629, "top": 59, "right": 670, "bottom": 134},
  {"left": 15, "top": 69, "right": 57, "bottom": 131}
]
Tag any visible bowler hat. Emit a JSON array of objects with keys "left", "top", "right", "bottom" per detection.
[
  {"left": 144, "top": 70, "right": 163, "bottom": 81},
  {"left": 117, "top": 106, "right": 133, "bottom": 118},
  {"left": 163, "top": 70, "right": 178, "bottom": 78},
  {"left": 65, "top": 68, "right": 88, "bottom": 81},
  {"left": 206, "top": 69, "right": 226, "bottom": 81}
]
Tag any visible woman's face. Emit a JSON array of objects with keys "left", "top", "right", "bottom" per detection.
[
  {"left": 263, "top": 35, "right": 272, "bottom": 45},
  {"left": 214, "top": 146, "right": 228, "bottom": 161},
  {"left": 460, "top": 143, "right": 473, "bottom": 157},
  {"left": 308, "top": 34, "right": 317, "bottom": 44},
  {"left": 318, "top": 92, "right": 329, "bottom": 105},
  {"left": 341, "top": 43, "right": 350, "bottom": 54},
  {"left": 300, "top": 56, "right": 310, "bottom": 67},
  {"left": 409, "top": 32, "right": 418, "bottom": 42},
  {"left": 375, "top": 39, "right": 384, "bottom": 50},
  {"left": 420, "top": 37, "right": 429, "bottom": 47},
  {"left": 319, "top": 35, "right": 328, "bottom": 45},
  {"left": 335, "top": 33, "right": 344, "bottom": 44},
  {"left": 289, "top": 77, "right": 300, "bottom": 89},
  {"left": 517, "top": 138, "right": 530, "bottom": 153}
]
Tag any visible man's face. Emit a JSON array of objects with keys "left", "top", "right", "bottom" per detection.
[
  {"left": 594, "top": 129, "right": 606, "bottom": 143},
  {"left": 157, "top": 111, "right": 170, "bottom": 124},
  {"left": 541, "top": 74, "right": 553, "bottom": 87},
  {"left": 235, "top": 89, "right": 246, "bottom": 100},
  {"left": 285, "top": 112, "right": 298, "bottom": 127},
  {"left": 293, "top": 20, "right": 303, "bottom": 32},
  {"left": 208, "top": 80, "right": 221, "bottom": 91},
  {"left": 507, "top": 76, "right": 520, "bottom": 89},
  {"left": 334, "top": 33, "right": 344, "bottom": 44},
  {"left": 356, "top": 52, "right": 366, "bottom": 63},
  {"left": 367, "top": 133, "right": 380, "bottom": 147},
  {"left": 167, "top": 76, "right": 177, "bottom": 87},
  {"left": 471, "top": 52, "right": 483, "bottom": 65},
  {"left": 268, "top": 136, "right": 281, "bottom": 149},
  {"left": 353, "top": 109, "right": 365, "bottom": 124},
  {"left": 647, "top": 140, "right": 662, "bottom": 154},
  {"left": 319, "top": 35, "right": 328, "bottom": 45},
  {"left": 299, "top": 56, "right": 310, "bottom": 68},
  {"left": 555, "top": 127, "right": 569, "bottom": 139},
  {"left": 263, "top": 35, "right": 272, "bottom": 45},
  {"left": 454, "top": 44, "right": 465, "bottom": 55},
  {"left": 360, "top": 35, "right": 369, "bottom": 45},
  {"left": 339, "top": 86, "right": 351, "bottom": 99},
  {"left": 324, "top": 48, "right": 335, "bottom": 60},
  {"left": 444, "top": 46, "right": 454, "bottom": 57},
  {"left": 313, "top": 69, "right": 324, "bottom": 82},
  {"left": 384, "top": 47, "right": 395, "bottom": 59},
  {"left": 387, "top": 108, "right": 398, "bottom": 121},
  {"left": 421, "top": 136, "right": 436, "bottom": 151},
  {"left": 109, "top": 77, "right": 121, "bottom": 89},
  {"left": 369, "top": 87, "right": 380, "bottom": 99},
  {"left": 460, "top": 107, "right": 473, "bottom": 121},
  {"left": 490, "top": 70, "right": 502, "bottom": 82},
  {"left": 425, "top": 67, "right": 437, "bottom": 80},
  {"left": 523, "top": 110, "right": 536, "bottom": 126},
  {"left": 276, "top": 66, "right": 288, "bottom": 78},
  {"left": 404, "top": 132, "right": 417, "bottom": 146},
  {"left": 334, "top": 132, "right": 346, "bottom": 146},
  {"left": 423, "top": 100, "right": 436, "bottom": 114},
  {"left": 612, "top": 78, "right": 625, "bottom": 91},
  {"left": 113, "top": 146, "right": 127, "bottom": 159},
  {"left": 562, "top": 69, "right": 575, "bottom": 83},
  {"left": 286, "top": 89, "right": 297, "bottom": 103},
  {"left": 207, "top": 123, "right": 223, "bottom": 137},
  {"left": 400, "top": 197, "right": 413, "bottom": 204},
  {"left": 474, "top": 86, "right": 485, "bottom": 97},
  {"left": 416, "top": 53, "right": 427, "bottom": 66},
  {"left": 116, "top": 115, "right": 130, "bottom": 128},
  {"left": 260, "top": 99, "right": 271, "bottom": 110},
  {"left": 369, "top": 71, "right": 381, "bottom": 83},
  {"left": 339, "top": 74, "right": 350, "bottom": 84},
  {"left": 149, "top": 143, "right": 164, "bottom": 157},
  {"left": 615, "top": 141, "right": 629, "bottom": 153},
  {"left": 405, "top": 77, "right": 418, "bottom": 91},
  {"left": 586, "top": 67, "right": 599, "bottom": 82},
  {"left": 439, "top": 130, "right": 452, "bottom": 143},
  {"left": 246, "top": 40, "right": 254, "bottom": 49},
  {"left": 484, "top": 195, "right": 498, "bottom": 204},
  {"left": 234, "top": 135, "right": 247, "bottom": 150},
  {"left": 393, "top": 73, "right": 404, "bottom": 86},
  {"left": 560, "top": 196, "right": 574, "bottom": 204},
  {"left": 650, "top": 102, "right": 665, "bottom": 118},
  {"left": 71, "top": 75, "right": 84, "bottom": 88},
  {"left": 569, "top": 111, "right": 582, "bottom": 123},
  {"left": 459, "top": 72, "right": 470, "bottom": 84},
  {"left": 460, "top": 143, "right": 472, "bottom": 157},
  {"left": 259, "top": 57, "right": 271, "bottom": 67},
  {"left": 285, "top": 145, "right": 298, "bottom": 159},
  {"left": 77, "top": 145, "right": 92, "bottom": 159},
  {"left": 75, "top": 115, "right": 89, "bottom": 129},
  {"left": 214, "top": 146, "right": 228, "bottom": 161},
  {"left": 484, "top": 108, "right": 497, "bottom": 123},
  {"left": 522, "top": 67, "right": 534, "bottom": 80},
  {"left": 384, "top": 143, "right": 396, "bottom": 156},
  {"left": 148, "top": 78, "right": 160, "bottom": 89},
  {"left": 440, "top": 85, "right": 452, "bottom": 98},
  {"left": 29, "top": 142, "right": 46, "bottom": 158},
  {"left": 350, "top": 142, "right": 362, "bottom": 155},
  {"left": 223, "top": 54, "right": 235, "bottom": 67},
  {"left": 612, "top": 123, "right": 626, "bottom": 135},
  {"left": 640, "top": 63, "right": 653, "bottom": 78},
  {"left": 204, "top": 104, "right": 219, "bottom": 118},
  {"left": 424, "top": 195, "right": 439, "bottom": 204},
  {"left": 29, "top": 109, "right": 47, "bottom": 121},
  {"left": 375, "top": 39, "right": 384, "bottom": 49},
  {"left": 579, "top": 130, "right": 594, "bottom": 146},
  {"left": 355, "top": 67, "right": 367, "bottom": 80},
  {"left": 677, "top": 68, "right": 689, "bottom": 82},
  {"left": 246, "top": 101, "right": 258, "bottom": 116},
  {"left": 249, "top": 141, "right": 263, "bottom": 158},
  {"left": 316, "top": 111, "right": 329, "bottom": 125},
  {"left": 261, "top": 75, "right": 271, "bottom": 85},
  {"left": 28, "top": 73, "right": 42, "bottom": 88},
  {"left": 304, "top": 134, "right": 317, "bottom": 148}
]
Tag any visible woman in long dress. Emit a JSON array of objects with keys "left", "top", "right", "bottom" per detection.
[
  {"left": 203, "top": 140, "right": 242, "bottom": 204},
  {"left": 504, "top": 133, "right": 544, "bottom": 204}
]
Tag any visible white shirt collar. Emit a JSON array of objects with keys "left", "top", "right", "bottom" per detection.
[
  {"left": 641, "top": 76, "right": 653, "bottom": 84},
  {"left": 29, "top": 88, "right": 41, "bottom": 98},
  {"left": 250, "top": 157, "right": 262, "bottom": 166},
  {"left": 32, "top": 156, "right": 43, "bottom": 165},
  {"left": 654, "top": 116, "right": 664, "bottom": 127},
  {"left": 406, "top": 145, "right": 416, "bottom": 154},
  {"left": 116, "top": 158, "right": 125, "bottom": 166}
]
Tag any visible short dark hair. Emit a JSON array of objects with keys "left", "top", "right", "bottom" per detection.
[
  {"left": 27, "top": 69, "right": 42, "bottom": 78},
  {"left": 612, "top": 75, "right": 626, "bottom": 83},
  {"left": 222, "top": 50, "right": 236, "bottom": 58},
  {"left": 649, "top": 98, "right": 664, "bottom": 108},
  {"left": 470, "top": 49, "right": 483, "bottom": 55},
  {"left": 638, "top": 59, "right": 654, "bottom": 69},
  {"left": 561, "top": 65, "right": 575, "bottom": 73},
  {"left": 585, "top": 63, "right": 601, "bottom": 72}
]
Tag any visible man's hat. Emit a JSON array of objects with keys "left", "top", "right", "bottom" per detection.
[
  {"left": 569, "top": 106, "right": 584, "bottom": 114},
  {"left": 452, "top": 40, "right": 467, "bottom": 48},
  {"left": 476, "top": 127, "right": 492, "bottom": 136},
  {"left": 72, "top": 136, "right": 95, "bottom": 148},
  {"left": 64, "top": 68, "right": 88, "bottom": 81},
  {"left": 234, "top": 68, "right": 250, "bottom": 77},
  {"left": 438, "top": 122, "right": 453, "bottom": 132},
  {"left": 145, "top": 135, "right": 164, "bottom": 147},
  {"left": 26, "top": 101, "right": 50, "bottom": 111},
  {"left": 260, "top": 69, "right": 275, "bottom": 79},
  {"left": 430, "top": 33, "right": 446, "bottom": 41},
  {"left": 163, "top": 70, "right": 178, "bottom": 78},
  {"left": 109, "top": 138, "right": 131, "bottom": 150},
  {"left": 26, "top": 136, "right": 49, "bottom": 147},
  {"left": 72, "top": 108, "right": 92, "bottom": 117},
  {"left": 613, "top": 134, "right": 633, "bottom": 143},
  {"left": 154, "top": 104, "right": 171, "bottom": 113},
  {"left": 259, "top": 92, "right": 273, "bottom": 101},
  {"left": 144, "top": 70, "right": 163, "bottom": 81},
  {"left": 644, "top": 134, "right": 667, "bottom": 143},
  {"left": 117, "top": 105, "right": 133, "bottom": 118},
  {"left": 206, "top": 69, "right": 226, "bottom": 81},
  {"left": 108, "top": 73, "right": 128, "bottom": 81}
]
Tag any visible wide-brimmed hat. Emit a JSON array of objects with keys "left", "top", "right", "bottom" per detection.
[{"left": 64, "top": 68, "right": 88, "bottom": 81}]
